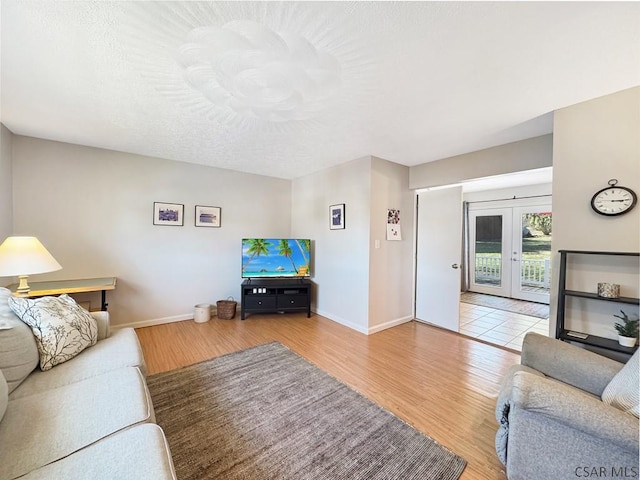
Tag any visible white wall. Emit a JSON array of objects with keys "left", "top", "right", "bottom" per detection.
[
  {"left": 551, "top": 87, "right": 640, "bottom": 342},
  {"left": 292, "top": 156, "right": 372, "bottom": 333},
  {"left": 463, "top": 183, "right": 552, "bottom": 203},
  {"left": 292, "top": 155, "right": 414, "bottom": 334},
  {"left": 368, "top": 157, "right": 414, "bottom": 332},
  {"left": 410, "top": 134, "right": 553, "bottom": 190},
  {"left": 11, "top": 135, "right": 291, "bottom": 326},
  {"left": 0, "top": 124, "right": 13, "bottom": 242}
]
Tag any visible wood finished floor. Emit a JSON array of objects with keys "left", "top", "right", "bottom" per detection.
[{"left": 136, "top": 313, "right": 520, "bottom": 480}]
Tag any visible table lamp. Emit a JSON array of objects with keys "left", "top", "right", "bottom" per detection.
[{"left": 0, "top": 236, "right": 62, "bottom": 296}]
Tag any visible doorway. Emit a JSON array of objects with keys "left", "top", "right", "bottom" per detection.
[
  {"left": 468, "top": 203, "right": 552, "bottom": 304},
  {"left": 413, "top": 169, "right": 553, "bottom": 348}
]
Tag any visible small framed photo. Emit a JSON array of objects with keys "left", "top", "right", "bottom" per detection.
[
  {"left": 330, "top": 203, "right": 345, "bottom": 230},
  {"left": 195, "top": 205, "right": 221, "bottom": 227},
  {"left": 153, "top": 202, "right": 184, "bottom": 226}
]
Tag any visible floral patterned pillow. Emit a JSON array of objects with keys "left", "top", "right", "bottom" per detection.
[{"left": 8, "top": 294, "right": 98, "bottom": 371}]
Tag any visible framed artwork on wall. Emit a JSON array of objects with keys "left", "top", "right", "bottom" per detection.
[
  {"left": 330, "top": 203, "right": 345, "bottom": 230},
  {"left": 153, "top": 202, "right": 184, "bottom": 226},
  {"left": 195, "top": 205, "right": 221, "bottom": 227},
  {"left": 386, "top": 208, "right": 402, "bottom": 240}
]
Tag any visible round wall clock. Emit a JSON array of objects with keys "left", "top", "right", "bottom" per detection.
[{"left": 590, "top": 179, "right": 637, "bottom": 216}]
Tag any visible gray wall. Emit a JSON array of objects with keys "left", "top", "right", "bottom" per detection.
[
  {"left": 410, "top": 134, "right": 553, "bottom": 190},
  {"left": 0, "top": 124, "right": 13, "bottom": 242},
  {"left": 10, "top": 135, "right": 291, "bottom": 326},
  {"left": 291, "top": 156, "right": 414, "bottom": 333},
  {"left": 292, "top": 156, "right": 372, "bottom": 332},
  {"left": 6, "top": 135, "right": 415, "bottom": 334},
  {"left": 368, "top": 157, "right": 414, "bottom": 331},
  {"left": 550, "top": 86, "right": 640, "bottom": 340}
]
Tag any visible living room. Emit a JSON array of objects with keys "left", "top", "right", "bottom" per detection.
[
  {"left": 1, "top": 2, "right": 639, "bottom": 480},
  {"left": 1, "top": 89, "right": 638, "bottom": 335}
]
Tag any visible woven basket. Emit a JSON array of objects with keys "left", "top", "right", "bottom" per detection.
[{"left": 216, "top": 297, "right": 237, "bottom": 320}]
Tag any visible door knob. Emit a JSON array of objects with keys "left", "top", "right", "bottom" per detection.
[{"left": 451, "top": 263, "right": 460, "bottom": 269}]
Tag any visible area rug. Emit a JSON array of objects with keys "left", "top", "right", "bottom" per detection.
[
  {"left": 147, "top": 342, "right": 466, "bottom": 480},
  {"left": 460, "top": 291, "right": 549, "bottom": 319}
]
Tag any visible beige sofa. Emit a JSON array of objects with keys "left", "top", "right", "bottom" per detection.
[{"left": 0, "top": 288, "right": 176, "bottom": 480}]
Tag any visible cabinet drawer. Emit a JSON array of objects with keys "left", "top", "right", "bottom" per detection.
[
  {"left": 244, "top": 296, "right": 276, "bottom": 309},
  {"left": 277, "top": 295, "right": 308, "bottom": 309}
]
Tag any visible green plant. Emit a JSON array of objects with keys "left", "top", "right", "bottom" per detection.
[{"left": 613, "top": 310, "right": 640, "bottom": 338}]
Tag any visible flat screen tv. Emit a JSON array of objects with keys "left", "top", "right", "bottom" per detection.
[{"left": 242, "top": 238, "right": 311, "bottom": 278}]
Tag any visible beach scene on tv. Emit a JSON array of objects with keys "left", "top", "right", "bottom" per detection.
[{"left": 242, "top": 239, "right": 311, "bottom": 278}]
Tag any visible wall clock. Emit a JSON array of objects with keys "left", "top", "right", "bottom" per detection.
[{"left": 590, "top": 179, "right": 637, "bottom": 216}]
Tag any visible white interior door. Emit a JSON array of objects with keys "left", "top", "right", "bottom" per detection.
[{"left": 415, "top": 187, "right": 463, "bottom": 332}]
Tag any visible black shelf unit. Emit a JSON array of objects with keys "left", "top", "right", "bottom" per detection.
[
  {"left": 556, "top": 250, "right": 639, "bottom": 354},
  {"left": 241, "top": 278, "right": 311, "bottom": 320}
]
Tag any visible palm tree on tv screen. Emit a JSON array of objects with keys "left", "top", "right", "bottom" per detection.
[
  {"left": 294, "top": 239, "right": 310, "bottom": 266},
  {"left": 278, "top": 239, "right": 298, "bottom": 273},
  {"left": 242, "top": 239, "right": 271, "bottom": 272}
]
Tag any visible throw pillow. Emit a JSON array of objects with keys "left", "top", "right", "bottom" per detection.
[
  {"left": 0, "top": 288, "right": 39, "bottom": 393},
  {"left": 8, "top": 294, "right": 98, "bottom": 371},
  {"left": 601, "top": 349, "right": 639, "bottom": 418}
]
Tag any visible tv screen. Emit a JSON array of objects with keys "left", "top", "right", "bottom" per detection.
[{"left": 242, "top": 238, "right": 311, "bottom": 278}]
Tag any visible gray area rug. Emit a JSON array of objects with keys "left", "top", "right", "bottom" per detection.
[
  {"left": 460, "top": 291, "right": 549, "bottom": 319},
  {"left": 147, "top": 342, "right": 466, "bottom": 480}
]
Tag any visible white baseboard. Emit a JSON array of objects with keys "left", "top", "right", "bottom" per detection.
[
  {"left": 314, "top": 309, "right": 369, "bottom": 334},
  {"left": 114, "top": 311, "right": 413, "bottom": 335},
  {"left": 314, "top": 310, "right": 412, "bottom": 335},
  {"left": 367, "top": 315, "right": 413, "bottom": 334},
  {"left": 113, "top": 314, "right": 192, "bottom": 330}
]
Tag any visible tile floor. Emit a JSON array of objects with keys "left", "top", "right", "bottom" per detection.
[{"left": 459, "top": 302, "right": 550, "bottom": 351}]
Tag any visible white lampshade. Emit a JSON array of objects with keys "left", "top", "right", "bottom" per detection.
[{"left": 0, "top": 236, "right": 62, "bottom": 295}]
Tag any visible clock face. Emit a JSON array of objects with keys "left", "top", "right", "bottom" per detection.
[{"left": 591, "top": 186, "right": 637, "bottom": 216}]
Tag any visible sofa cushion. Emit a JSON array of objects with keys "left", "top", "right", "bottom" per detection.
[
  {"left": 0, "top": 288, "right": 39, "bottom": 393},
  {"left": 8, "top": 294, "right": 98, "bottom": 371},
  {"left": 9, "top": 327, "right": 146, "bottom": 400},
  {"left": 0, "top": 370, "right": 7, "bottom": 422},
  {"left": 602, "top": 349, "right": 639, "bottom": 418},
  {"left": 0, "top": 367, "right": 153, "bottom": 480},
  {"left": 19, "top": 424, "right": 176, "bottom": 480}
]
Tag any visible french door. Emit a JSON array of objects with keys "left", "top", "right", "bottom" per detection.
[{"left": 469, "top": 203, "right": 552, "bottom": 304}]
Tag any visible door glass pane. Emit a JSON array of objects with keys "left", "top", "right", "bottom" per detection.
[
  {"left": 474, "top": 215, "right": 502, "bottom": 287},
  {"left": 520, "top": 212, "right": 552, "bottom": 294}
]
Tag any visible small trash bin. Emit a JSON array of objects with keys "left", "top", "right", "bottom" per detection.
[{"left": 194, "top": 303, "right": 211, "bottom": 323}]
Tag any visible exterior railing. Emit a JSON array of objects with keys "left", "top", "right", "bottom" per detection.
[{"left": 474, "top": 256, "right": 551, "bottom": 288}]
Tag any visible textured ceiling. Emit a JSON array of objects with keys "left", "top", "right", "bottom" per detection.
[{"left": 1, "top": 1, "right": 639, "bottom": 180}]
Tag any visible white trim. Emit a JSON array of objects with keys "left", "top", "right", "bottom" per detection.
[
  {"left": 315, "top": 309, "right": 413, "bottom": 335},
  {"left": 112, "top": 313, "right": 192, "bottom": 330},
  {"left": 368, "top": 315, "right": 413, "bottom": 334},
  {"left": 111, "top": 310, "right": 413, "bottom": 335},
  {"left": 314, "top": 308, "right": 369, "bottom": 334}
]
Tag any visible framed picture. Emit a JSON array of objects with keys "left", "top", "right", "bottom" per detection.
[
  {"left": 195, "top": 205, "right": 221, "bottom": 227},
  {"left": 153, "top": 202, "right": 184, "bottom": 226},
  {"left": 386, "top": 209, "right": 402, "bottom": 240},
  {"left": 330, "top": 203, "right": 345, "bottom": 230}
]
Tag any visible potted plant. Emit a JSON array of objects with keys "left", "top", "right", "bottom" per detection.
[{"left": 613, "top": 310, "right": 639, "bottom": 347}]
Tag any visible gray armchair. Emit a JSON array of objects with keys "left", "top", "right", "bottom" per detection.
[{"left": 495, "top": 333, "right": 639, "bottom": 480}]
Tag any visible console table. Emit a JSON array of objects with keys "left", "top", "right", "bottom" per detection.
[
  {"left": 241, "top": 279, "right": 311, "bottom": 320},
  {"left": 6, "top": 277, "right": 117, "bottom": 311}
]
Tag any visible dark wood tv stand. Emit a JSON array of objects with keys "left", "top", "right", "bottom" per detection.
[{"left": 241, "top": 278, "right": 311, "bottom": 320}]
